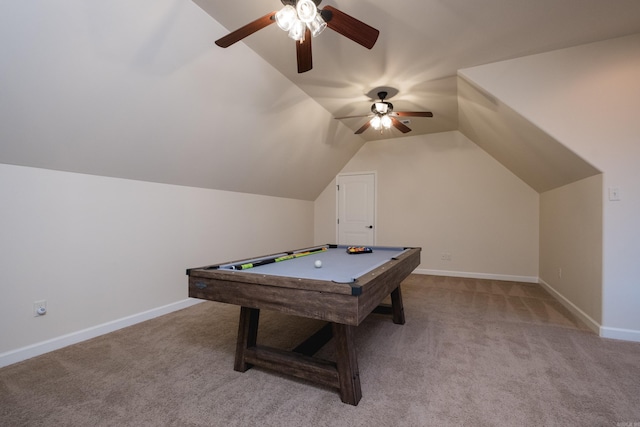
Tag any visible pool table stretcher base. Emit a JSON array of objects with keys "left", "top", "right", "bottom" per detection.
[{"left": 234, "top": 285, "right": 405, "bottom": 406}]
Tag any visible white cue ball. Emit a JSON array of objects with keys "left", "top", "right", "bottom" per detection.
[{"left": 314, "top": 260, "right": 322, "bottom": 268}]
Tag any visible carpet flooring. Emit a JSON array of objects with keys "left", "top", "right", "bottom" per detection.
[{"left": 1, "top": 274, "right": 639, "bottom": 426}]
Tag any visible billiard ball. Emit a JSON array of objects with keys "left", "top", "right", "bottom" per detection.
[{"left": 314, "top": 260, "right": 322, "bottom": 268}]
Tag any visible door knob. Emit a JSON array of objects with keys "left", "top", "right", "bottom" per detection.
[{"left": 366, "top": 225, "right": 373, "bottom": 229}]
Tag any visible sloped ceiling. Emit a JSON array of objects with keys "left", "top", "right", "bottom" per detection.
[
  {"left": 194, "top": 0, "right": 640, "bottom": 141},
  {"left": 2, "top": 1, "right": 640, "bottom": 201},
  {"left": 457, "top": 76, "right": 600, "bottom": 193}
]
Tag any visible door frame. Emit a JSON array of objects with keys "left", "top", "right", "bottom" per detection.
[{"left": 335, "top": 171, "right": 377, "bottom": 245}]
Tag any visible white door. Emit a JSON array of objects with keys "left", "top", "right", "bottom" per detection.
[{"left": 337, "top": 173, "right": 375, "bottom": 246}]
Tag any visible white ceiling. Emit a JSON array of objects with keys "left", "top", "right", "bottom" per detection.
[{"left": 193, "top": 0, "right": 640, "bottom": 141}]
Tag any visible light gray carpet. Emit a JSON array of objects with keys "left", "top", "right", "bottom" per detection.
[{"left": 1, "top": 275, "right": 639, "bottom": 426}]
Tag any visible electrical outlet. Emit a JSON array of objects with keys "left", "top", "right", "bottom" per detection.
[
  {"left": 441, "top": 252, "right": 452, "bottom": 261},
  {"left": 608, "top": 187, "right": 621, "bottom": 201},
  {"left": 33, "top": 300, "right": 47, "bottom": 317}
]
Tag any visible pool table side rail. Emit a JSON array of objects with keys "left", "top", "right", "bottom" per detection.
[
  {"left": 189, "top": 275, "right": 361, "bottom": 324},
  {"left": 189, "top": 267, "right": 355, "bottom": 295},
  {"left": 187, "top": 247, "right": 421, "bottom": 325}
]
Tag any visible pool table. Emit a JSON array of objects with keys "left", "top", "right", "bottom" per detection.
[{"left": 187, "top": 244, "right": 421, "bottom": 405}]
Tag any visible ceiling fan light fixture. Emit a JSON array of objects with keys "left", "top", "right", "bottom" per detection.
[
  {"left": 296, "top": 0, "right": 318, "bottom": 23},
  {"left": 275, "top": 5, "right": 297, "bottom": 31},
  {"left": 288, "top": 19, "right": 306, "bottom": 41},
  {"left": 370, "top": 115, "right": 382, "bottom": 130},
  {"left": 380, "top": 114, "right": 392, "bottom": 129},
  {"left": 307, "top": 14, "right": 327, "bottom": 37}
]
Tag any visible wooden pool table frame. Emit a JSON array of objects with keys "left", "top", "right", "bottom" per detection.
[{"left": 187, "top": 245, "right": 421, "bottom": 405}]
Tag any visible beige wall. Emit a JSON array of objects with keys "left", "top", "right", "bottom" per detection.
[
  {"left": 315, "top": 131, "right": 539, "bottom": 281},
  {"left": 539, "top": 174, "right": 603, "bottom": 330},
  {"left": 0, "top": 164, "right": 313, "bottom": 361}
]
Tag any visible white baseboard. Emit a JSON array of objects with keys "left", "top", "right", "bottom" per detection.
[
  {"left": 600, "top": 326, "right": 640, "bottom": 342},
  {"left": 0, "top": 298, "right": 203, "bottom": 369},
  {"left": 537, "top": 280, "right": 640, "bottom": 343},
  {"left": 414, "top": 268, "right": 538, "bottom": 284},
  {"left": 537, "top": 278, "right": 601, "bottom": 335}
]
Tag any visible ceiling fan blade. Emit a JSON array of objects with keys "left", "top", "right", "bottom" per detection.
[
  {"left": 215, "top": 12, "right": 277, "bottom": 48},
  {"left": 391, "top": 117, "right": 412, "bottom": 133},
  {"left": 322, "top": 6, "right": 379, "bottom": 49},
  {"left": 355, "top": 120, "right": 372, "bottom": 134},
  {"left": 296, "top": 29, "right": 313, "bottom": 73},
  {"left": 392, "top": 111, "right": 434, "bottom": 118}
]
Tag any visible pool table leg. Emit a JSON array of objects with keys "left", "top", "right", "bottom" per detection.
[
  {"left": 390, "top": 285, "right": 406, "bottom": 325},
  {"left": 332, "top": 323, "right": 362, "bottom": 405},
  {"left": 234, "top": 306, "right": 260, "bottom": 372}
]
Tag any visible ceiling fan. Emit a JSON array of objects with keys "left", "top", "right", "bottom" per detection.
[
  {"left": 214, "top": 0, "right": 379, "bottom": 73},
  {"left": 336, "top": 91, "right": 434, "bottom": 134}
]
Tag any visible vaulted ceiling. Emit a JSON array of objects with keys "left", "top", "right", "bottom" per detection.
[
  {"left": 194, "top": 0, "right": 640, "bottom": 141},
  {"left": 2, "top": 1, "right": 640, "bottom": 201}
]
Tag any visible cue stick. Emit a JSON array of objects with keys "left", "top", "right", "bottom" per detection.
[{"left": 228, "top": 247, "right": 327, "bottom": 270}]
